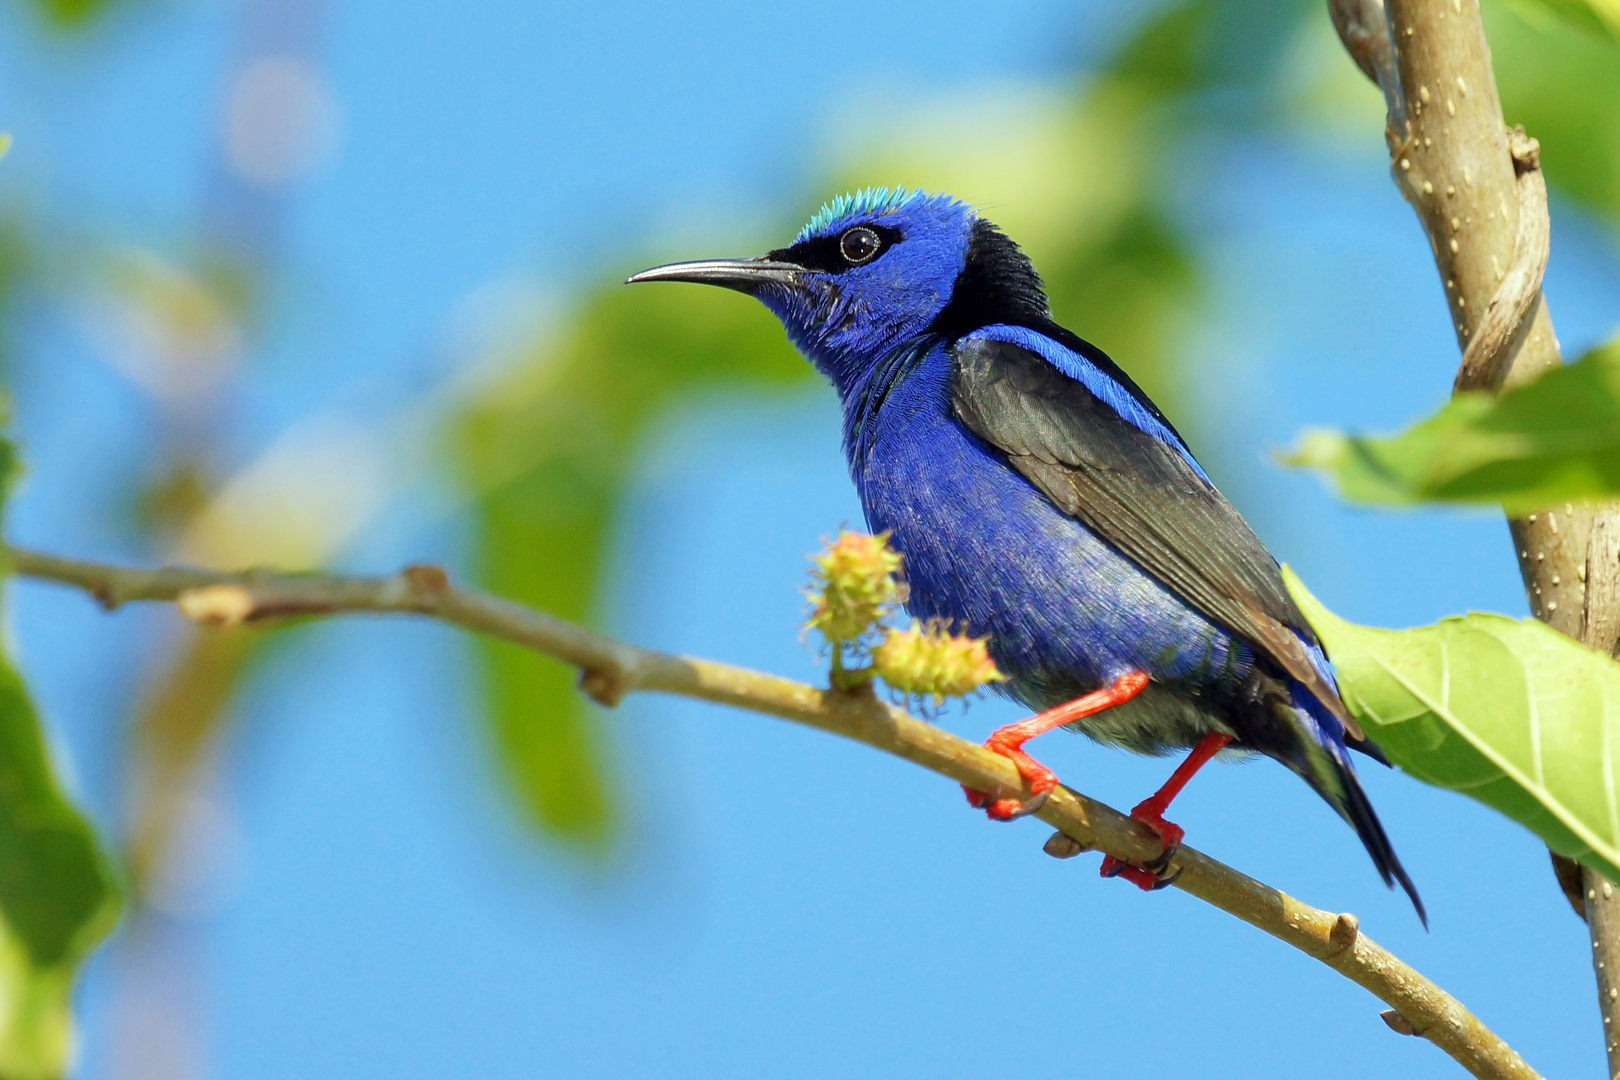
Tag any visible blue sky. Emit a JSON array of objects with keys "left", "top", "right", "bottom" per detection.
[{"left": 3, "top": 0, "right": 1620, "bottom": 1077}]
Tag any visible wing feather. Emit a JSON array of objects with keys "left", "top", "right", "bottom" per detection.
[{"left": 950, "top": 332, "right": 1362, "bottom": 739}]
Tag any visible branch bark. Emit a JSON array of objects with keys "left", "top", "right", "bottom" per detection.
[
  {"left": 7, "top": 545, "right": 1539, "bottom": 1080},
  {"left": 1329, "top": 0, "right": 1620, "bottom": 1072}
]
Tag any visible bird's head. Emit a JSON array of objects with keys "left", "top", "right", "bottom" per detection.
[{"left": 627, "top": 189, "right": 1048, "bottom": 391}]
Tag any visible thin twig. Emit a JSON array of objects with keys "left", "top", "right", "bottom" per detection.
[{"left": 8, "top": 545, "right": 1539, "bottom": 1080}]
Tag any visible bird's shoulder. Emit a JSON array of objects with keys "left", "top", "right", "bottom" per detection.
[{"left": 946, "top": 318, "right": 1205, "bottom": 476}]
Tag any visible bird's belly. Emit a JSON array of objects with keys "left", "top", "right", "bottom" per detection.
[{"left": 856, "top": 405, "right": 1250, "bottom": 750}]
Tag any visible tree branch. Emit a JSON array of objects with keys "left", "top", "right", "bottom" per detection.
[
  {"left": 7, "top": 544, "right": 1538, "bottom": 1080},
  {"left": 1330, "top": 0, "right": 1620, "bottom": 1070}
]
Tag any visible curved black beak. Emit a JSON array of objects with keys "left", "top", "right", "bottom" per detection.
[{"left": 624, "top": 257, "right": 807, "bottom": 293}]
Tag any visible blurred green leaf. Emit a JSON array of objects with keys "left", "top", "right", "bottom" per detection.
[
  {"left": 1509, "top": 0, "right": 1620, "bottom": 45},
  {"left": 126, "top": 624, "right": 259, "bottom": 892},
  {"left": 1047, "top": 0, "right": 1210, "bottom": 416},
  {"left": 1488, "top": 0, "right": 1620, "bottom": 220},
  {"left": 1043, "top": 203, "right": 1199, "bottom": 418},
  {"left": 1108, "top": 0, "right": 1216, "bottom": 99},
  {"left": 18, "top": 0, "right": 120, "bottom": 28},
  {"left": 1283, "top": 335, "right": 1620, "bottom": 512},
  {"left": 1286, "top": 566, "right": 1620, "bottom": 884},
  {"left": 0, "top": 136, "right": 10, "bottom": 164},
  {"left": 0, "top": 219, "right": 27, "bottom": 374},
  {"left": 0, "top": 440, "right": 120, "bottom": 1079},
  {"left": 452, "top": 284, "right": 807, "bottom": 849}
]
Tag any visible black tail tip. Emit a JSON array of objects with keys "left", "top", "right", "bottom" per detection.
[
  {"left": 1336, "top": 758, "right": 1427, "bottom": 927},
  {"left": 1388, "top": 863, "right": 1428, "bottom": 930}
]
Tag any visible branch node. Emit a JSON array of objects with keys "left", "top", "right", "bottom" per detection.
[
  {"left": 401, "top": 563, "right": 451, "bottom": 600},
  {"left": 1381, "top": 1009, "right": 1420, "bottom": 1037},
  {"left": 579, "top": 666, "right": 629, "bottom": 708},
  {"left": 828, "top": 665, "right": 875, "bottom": 692},
  {"left": 177, "top": 584, "right": 257, "bottom": 628},
  {"left": 1508, "top": 125, "right": 1541, "bottom": 173},
  {"left": 828, "top": 678, "right": 881, "bottom": 705},
  {"left": 1327, "top": 911, "right": 1361, "bottom": 955},
  {"left": 1043, "top": 830, "right": 1089, "bottom": 859}
]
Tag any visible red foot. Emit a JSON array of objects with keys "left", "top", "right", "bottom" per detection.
[
  {"left": 1099, "top": 731, "right": 1233, "bottom": 890},
  {"left": 1098, "top": 801, "right": 1185, "bottom": 890},
  {"left": 1103, "top": 861, "right": 1176, "bottom": 890},
  {"left": 962, "top": 671, "right": 1150, "bottom": 821},
  {"left": 963, "top": 758, "right": 1057, "bottom": 820}
]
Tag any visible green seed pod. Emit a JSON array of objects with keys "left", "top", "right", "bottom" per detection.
[
  {"left": 872, "top": 619, "right": 1005, "bottom": 704},
  {"left": 806, "top": 530, "right": 903, "bottom": 643}
]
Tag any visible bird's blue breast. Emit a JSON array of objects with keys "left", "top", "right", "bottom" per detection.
[{"left": 844, "top": 337, "right": 1253, "bottom": 725}]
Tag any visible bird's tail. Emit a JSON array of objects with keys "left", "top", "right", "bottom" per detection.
[{"left": 1282, "top": 681, "right": 1427, "bottom": 927}]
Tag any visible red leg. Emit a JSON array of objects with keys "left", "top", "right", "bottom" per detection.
[
  {"left": 963, "top": 671, "right": 1149, "bottom": 821},
  {"left": 1100, "top": 730, "right": 1234, "bottom": 890}
]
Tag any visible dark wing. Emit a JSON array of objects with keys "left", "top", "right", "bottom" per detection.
[{"left": 950, "top": 332, "right": 1363, "bottom": 739}]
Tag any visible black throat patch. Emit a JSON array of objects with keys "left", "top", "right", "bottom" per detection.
[{"left": 926, "top": 219, "right": 1050, "bottom": 340}]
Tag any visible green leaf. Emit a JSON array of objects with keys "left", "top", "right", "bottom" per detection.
[
  {"left": 1285, "top": 566, "right": 1620, "bottom": 884},
  {"left": 1106, "top": 0, "right": 1216, "bottom": 99},
  {"left": 1283, "top": 335, "right": 1620, "bottom": 512},
  {"left": 1509, "top": 0, "right": 1620, "bottom": 45},
  {"left": 451, "top": 282, "right": 808, "bottom": 849},
  {"left": 0, "top": 441, "right": 121, "bottom": 1078},
  {"left": 18, "top": 0, "right": 123, "bottom": 28},
  {"left": 1488, "top": 0, "right": 1620, "bottom": 220},
  {"left": 474, "top": 476, "right": 617, "bottom": 847}
]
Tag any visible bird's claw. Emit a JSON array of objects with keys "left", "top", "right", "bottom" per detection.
[
  {"left": 961, "top": 784, "right": 1050, "bottom": 821},
  {"left": 1100, "top": 857, "right": 1182, "bottom": 891},
  {"left": 1098, "top": 800, "right": 1184, "bottom": 890},
  {"left": 1141, "top": 840, "right": 1178, "bottom": 876},
  {"left": 962, "top": 678, "right": 1151, "bottom": 826}
]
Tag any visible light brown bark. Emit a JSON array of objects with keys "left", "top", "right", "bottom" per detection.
[
  {"left": 1332, "top": 1, "right": 1620, "bottom": 1074},
  {"left": 8, "top": 544, "right": 1541, "bottom": 1080}
]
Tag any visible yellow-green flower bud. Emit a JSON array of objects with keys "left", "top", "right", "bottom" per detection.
[
  {"left": 806, "top": 530, "right": 903, "bottom": 643},
  {"left": 872, "top": 619, "right": 1005, "bottom": 703}
]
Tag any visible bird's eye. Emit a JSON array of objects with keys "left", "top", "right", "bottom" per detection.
[{"left": 839, "top": 226, "right": 881, "bottom": 265}]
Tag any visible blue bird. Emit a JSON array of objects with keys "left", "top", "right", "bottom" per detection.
[{"left": 629, "top": 188, "right": 1423, "bottom": 920}]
